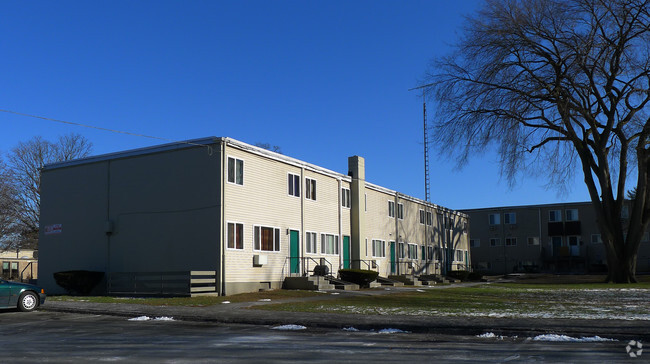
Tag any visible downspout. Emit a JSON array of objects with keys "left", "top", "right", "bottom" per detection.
[
  {"left": 300, "top": 166, "right": 305, "bottom": 275},
  {"left": 395, "top": 193, "right": 400, "bottom": 276},
  {"left": 338, "top": 178, "right": 342, "bottom": 271},
  {"left": 220, "top": 140, "right": 227, "bottom": 295}
]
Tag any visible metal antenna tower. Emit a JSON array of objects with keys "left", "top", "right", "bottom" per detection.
[{"left": 409, "top": 83, "right": 435, "bottom": 202}]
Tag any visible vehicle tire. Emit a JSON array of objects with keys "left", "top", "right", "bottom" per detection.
[{"left": 18, "top": 291, "right": 38, "bottom": 312}]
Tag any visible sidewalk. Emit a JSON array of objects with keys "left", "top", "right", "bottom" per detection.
[{"left": 42, "top": 286, "right": 650, "bottom": 340}]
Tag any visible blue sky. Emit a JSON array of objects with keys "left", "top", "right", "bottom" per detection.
[{"left": 0, "top": 0, "right": 592, "bottom": 210}]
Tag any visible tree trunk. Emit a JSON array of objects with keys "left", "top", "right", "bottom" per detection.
[{"left": 604, "top": 243, "right": 638, "bottom": 283}]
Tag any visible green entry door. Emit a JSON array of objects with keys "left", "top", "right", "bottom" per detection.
[
  {"left": 343, "top": 236, "right": 350, "bottom": 269},
  {"left": 390, "top": 242, "right": 396, "bottom": 274},
  {"left": 290, "top": 230, "right": 300, "bottom": 274}
]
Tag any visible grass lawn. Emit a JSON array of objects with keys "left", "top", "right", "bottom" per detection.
[
  {"left": 256, "top": 282, "right": 650, "bottom": 320},
  {"left": 49, "top": 289, "right": 324, "bottom": 306}
]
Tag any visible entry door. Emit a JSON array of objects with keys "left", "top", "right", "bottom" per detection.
[
  {"left": 290, "top": 230, "right": 300, "bottom": 274},
  {"left": 390, "top": 242, "right": 396, "bottom": 274},
  {"left": 343, "top": 236, "right": 350, "bottom": 269}
]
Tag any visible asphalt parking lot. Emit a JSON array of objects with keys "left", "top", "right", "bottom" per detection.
[{"left": 0, "top": 310, "right": 640, "bottom": 363}]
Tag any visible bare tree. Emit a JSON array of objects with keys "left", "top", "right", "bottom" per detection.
[
  {"left": 6, "top": 133, "right": 93, "bottom": 249},
  {"left": 0, "top": 158, "right": 20, "bottom": 251},
  {"left": 254, "top": 142, "right": 283, "bottom": 154},
  {"left": 424, "top": 0, "right": 650, "bottom": 282}
]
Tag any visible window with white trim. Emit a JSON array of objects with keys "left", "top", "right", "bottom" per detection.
[
  {"left": 505, "top": 237, "right": 517, "bottom": 246},
  {"left": 407, "top": 243, "right": 418, "bottom": 259},
  {"left": 372, "top": 240, "right": 386, "bottom": 257},
  {"left": 227, "top": 157, "right": 243, "bottom": 185},
  {"left": 527, "top": 237, "right": 539, "bottom": 246},
  {"left": 419, "top": 209, "right": 425, "bottom": 224},
  {"left": 397, "top": 203, "right": 404, "bottom": 220},
  {"left": 320, "top": 233, "right": 338, "bottom": 255},
  {"left": 388, "top": 201, "right": 395, "bottom": 218},
  {"left": 305, "top": 178, "right": 316, "bottom": 200},
  {"left": 254, "top": 226, "right": 280, "bottom": 252},
  {"left": 470, "top": 239, "right": 480, "bottom": 248},
  {"left": 398, "top": 242, "right": 405, "bottom": 259},
  {"left": 489, "top": 213, "right": 500, "bottom": 225},
  {"left": 591, "top": 234, "right": 602, "bottom": 244},
  {"left": 288, "top": 173, "right": 300, "bottom": 197},
  {"left": 504, "top": 212, "right": 516, "bottom": 224},
  {"left": 227, "top": 222, "right": 244, "bottom": 250},
  {"left": 426, "top": 211, "right": 433, "bottom": 226},
  {"left": 305, "top": 232, "right": 317, "bottom": 253},
  {"left": 428, "top": 246, "right": 434, "bottom": 261},
  {"left": 549, "top": 210, "right": 562, "bottom": 222},
  {"left": 565, "top": 209, "right": 579, "bottom": 221},
  {"left": 341, "top": 188, "right": 350, "bottom": 208},
  {"left": 456, "top": 250, "right": 464, "bottom": 262}
]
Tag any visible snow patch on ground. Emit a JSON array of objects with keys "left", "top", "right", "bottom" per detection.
[
  {"left": 128, "top": 316, "right": 175, "bottom": 321},
  {"left": 258, "top": 299, "right": 272, "bottom": 302},
  {"left": 532, "top": 334, "right": 617, "bottom": 342},
  {"left": 377, "top": 328, "right": 410, "bottom": 334},
  {"left": 221, "top": 301, "right": 230, "bottom": 304},
  {"left": 271, "top": 325, "right": 307, "bottom": 331},
  {"left": 477, "top": 332, "right": 505, "bottom": 340},
  {"left": 342, "top": 327, "right": 359, "bottom": 332}
]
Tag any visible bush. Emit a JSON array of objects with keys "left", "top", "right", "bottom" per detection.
[
  {"left": 467, "top": 271, "right": 483, "bottom": 281},
  {"left": 447, "top": 270, "right": 470, "bottom": 281},
  {"left": 53, "top": 270, "right": 104, "bottom": 295},
  {"left": 338, "top": 269, "right": 379, "bottom": 288}
]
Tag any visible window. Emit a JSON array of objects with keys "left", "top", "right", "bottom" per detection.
[
  {"left": 505, "top": 237, "right": 517, "bottom": 246},
  {"left": 643, "top": 232, "right": 650, "bottom": 242},
  {"left": 428, "top": 246, "right": 434, "bottom": 261},
  {"left": 421, "top": 245, "right": 426, "bottom": 260},
  {"left": 397, "top": 203, "right": 404, "bottom": 220},
  {"left": 490, "top": 238, "right": 502, "bottom": 247},
  {"left": 372, "top": 240, "right": 386, "bottom": 257},
  {"left": 591, "top": 234, "right": 602, "bottom": 244},
  {"left": 306, "top": 232, "right": 317, "bottom": 253},
  {"left": 456, "top": 250, "right": 464, "bottom": 262},
  {"left": 549, "top": 210, "right": 562, "bottom": 222},
  {"left": 227, "top": 157, "right": 244, "bottom": 185},
  {"left": 227, "top": 222, "right": 243, "bottom": 250},
  {"left": 407, "top": 244, "right": 418, "bottom": 259},
  {"left": 288, "top": 173, "right": 300, "bottom": 197},
  {"left": 470, "top": 239, "right": 480, "bottom": 248},
  {"left": 364, "top": 193, "right": 367, "bottom": 212},
  {"left": 527, "top": 237, "right": 540, "bottom": 246},
  {"left": 254, "top": 226, "right": 280, "bottom": 252},
  {"left": 388, "top": 201, "right": 395, "bottom": 218},
  {"left": 426, "top": 211, "right": 433, "bottom": 226},
  {"left": 489, "top": 213, "right": 500, "bottom": 225},
  {"left": 321, "top": 233, "right": 339, "bottom": 255},
  {"left": 305, "top": 178, "right": 316, "bottom": 200},
  {"left": 504, "top": 212, "right": 516, "bottom": 224},
  {"left": 341, "top": 188, "right": 351, "bottom": 208},
  {"left": 568, "top": 236, "right": 579, "bottom": 245},
  {"left": 419, "top": 209, "right": 425, "bottom": 224},
  {"left": 398, "top": 242, "right": 405, "bottom": 258},
  {"left": 565, "top": 209, "right": 579, "bottom": 221}
]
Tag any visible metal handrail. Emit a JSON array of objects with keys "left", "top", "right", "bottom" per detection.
[{"left": 20, "top": 262, "right": 33, "bottom": 282}]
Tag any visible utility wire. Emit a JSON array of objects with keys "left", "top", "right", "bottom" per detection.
[{"left": 0, "top": 109, "right": 212, "bottom": 151}]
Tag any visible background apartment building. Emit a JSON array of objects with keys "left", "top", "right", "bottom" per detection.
[
  {"left": 39, "top": 137, "right": 469, "bottom": 295},
  {"left": 464, "top": 202, "right": 650, "bottom": 275}
]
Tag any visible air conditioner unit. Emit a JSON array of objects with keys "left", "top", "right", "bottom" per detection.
[{"left": 253, "top": 255, "right": 267, "bottom": 267}]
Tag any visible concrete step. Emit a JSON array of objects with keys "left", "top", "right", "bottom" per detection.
[{"left": 376, "top": 276, "right": 405, "bottom": 287}]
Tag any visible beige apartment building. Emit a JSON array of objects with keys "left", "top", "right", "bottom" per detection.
[
  {"left": 463, "top": 202, "right": 650, "bottom": 275},
  {"left": 0, "top": 249, "right": 38, "bottom": 282},
  {"left": 38, "top": 137, "right": 469, "bottom": 295}
]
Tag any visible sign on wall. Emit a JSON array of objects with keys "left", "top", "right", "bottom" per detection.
[{"left": 44, "top": 224, "right": 62, "bottom": 235}]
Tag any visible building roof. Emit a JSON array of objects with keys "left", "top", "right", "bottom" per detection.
[{"left": 43, "top": 136, "right": 466, "bottom": 217}]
